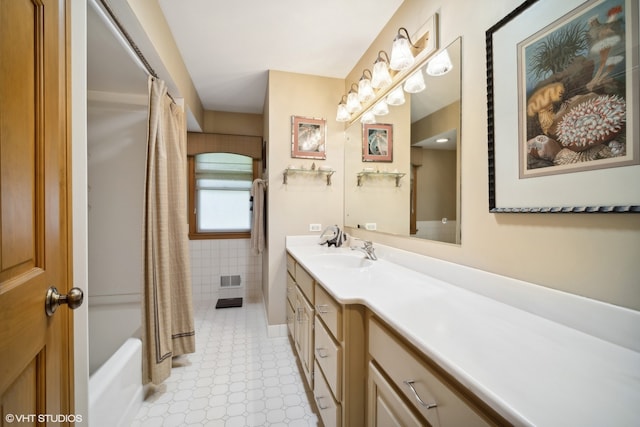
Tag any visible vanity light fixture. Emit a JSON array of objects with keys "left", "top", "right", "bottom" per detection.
[
  {"left": 403, "top": 68, "right": 426, "bottom": 93},
  {"left": 357, "top": 69, "right": 375, "bottom": 103},
  {"left": 371, "top": 51, "right": 392, "bottom": 89},
  {"left": 336, "top": 96, "right": 350, "bottom": 122},
  {"left": 360, "top": 110, "right": 376, "bottom": 124},
  {"left": 436, "top": 137, "right": 449, "bottom": 143},
  {"left": 426, "top": 48, "right": 453, "bottom": 76},
  {"left": 371, "top": 99, "right": 389, "bottom": 116},
  {"left": 389, "top": 27, "right": 418, "bottom": 71},
  {"left": 346, "top": 83, "right": 362, "bottom": 114},
  {"left": 386, "top": 86, "right": 405, "bottom": 106}
]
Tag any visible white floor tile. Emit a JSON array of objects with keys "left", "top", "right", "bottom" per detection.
[{"left": 132, "top": 297, "right": 320, "bottom": 426}]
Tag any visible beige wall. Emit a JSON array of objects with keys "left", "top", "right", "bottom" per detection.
[
  {"left": 126, "top": 0, "right": 204, "bottom": 129},
  {"left": 412, "top": 101, "right": 459, "bottom": 221},
  {"left": 416, "top": 149, "right": 456, "bottom": 221},
  {"left": 345, "top": 0, "right": 640, "bottom": 311},
  {"left": 203, "top": 110, "right": 263, "bottom": 136},
  {"left": 412, "top": 101, "right": 459, "bottom": 144},
  {"left": 265, "top": 70, "right": 345, "bottom": 325}
]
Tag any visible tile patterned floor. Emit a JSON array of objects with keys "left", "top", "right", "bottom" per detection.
[{"left": 132, "top": 296, "right": 320, "bottom": 427}]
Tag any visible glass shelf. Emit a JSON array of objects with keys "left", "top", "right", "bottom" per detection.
[
  {"left": 283, "top": 168, "right": 335, "bottom": 185},
  {"left": 356, "top": 171, "right": 406, "bottom": 187}
]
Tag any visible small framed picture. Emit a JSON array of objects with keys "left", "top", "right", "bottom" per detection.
[
  {"left": 291, "top": 116, "right": 326, "bottom": 159},
  {"left": 362, "top": 123, "right": 393, "bottom": 162}
]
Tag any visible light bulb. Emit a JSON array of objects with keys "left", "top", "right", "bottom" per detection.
[
  {"left": 371, "top": 60, "right": 392, "bottom": 89},
  {"left": 358, "top": 77, "right": 375, "bottom": 103},
  {"left": 346, "top": 91, "right": 362, "bottom": 114},
  {"left": 390, "top": 36, "right": 414, "bottom": 71},
  {"left": 404, "top": 69, "right": 426, "bottom": 93},
  {"left": 426, "top": 49, "right": 453, "bottom": 76},
  {"left": 360, "top": 111, "right": 376, "bottom": 124},
  {"left": 372, "top": 100, "right": 389, "bottom": 116},
  {"left": 386, "top": 86, "right": 405, "bottom": 106},
  {"left": 336, "top": 103, "right": 350, "bottom": 122}
]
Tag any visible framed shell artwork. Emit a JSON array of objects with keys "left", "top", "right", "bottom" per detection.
[
  {"left": 486, "top": 0, "right": 639, "bottom": 212},
  {"left": 291, "top": 116, "right": 326, "bottom": 159}
]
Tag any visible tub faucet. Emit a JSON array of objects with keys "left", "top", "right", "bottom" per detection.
[{"left": 351, "top": 240, "right": 377, "bottom": 260}]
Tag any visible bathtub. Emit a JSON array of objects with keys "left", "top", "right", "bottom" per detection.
[{"left": 89, "top": 338, "right": 143, "bottom": 427}]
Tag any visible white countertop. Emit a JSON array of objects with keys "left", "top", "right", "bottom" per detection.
[{"left": 286, "top": 236, "right": 640, "bottom": 427}]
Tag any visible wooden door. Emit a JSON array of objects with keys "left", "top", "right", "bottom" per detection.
[
  {"left": 410, "top": 165, "right": 418, "bottom": 235},
  {"left": 0, "top": 0, "right": 74, "bottom": 424}
]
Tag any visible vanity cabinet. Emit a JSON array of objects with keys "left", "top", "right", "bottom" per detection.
[
  {"left": 313, "top": 282, "right": 366, "bottom": 427},
  {"left": 286, "top": 252, "right": 367, "bottom": 427},
  {"left": 286, "top": 254, "right": 314, "bottom": 387},
  {"left": 368, "top": 316, "right": 502, "bottom": 427}
]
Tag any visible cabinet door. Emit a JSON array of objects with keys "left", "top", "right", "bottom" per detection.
[
  {"left": 296, "top": 287, "right": 314, "bottom": 387},
  {"left": 286, "top": 298, "right": 295, "bottom": 338},
  {"left": 368, "top": 362, "right": 425, "bottom": 427}
]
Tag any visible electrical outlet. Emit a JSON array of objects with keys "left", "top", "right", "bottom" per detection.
[
  {"left": 365, "top": 223, "right": 377, "bottom": 231},
  {"left": 309, "top": 223, "right": 322, "bottom": 232}
]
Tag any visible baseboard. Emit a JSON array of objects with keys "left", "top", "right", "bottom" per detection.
[{"left": 267, "top": 323, "right": 288, "bottom": 338}]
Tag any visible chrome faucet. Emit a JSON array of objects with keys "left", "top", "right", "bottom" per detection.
[{"left": 351, "top": 240, "right": 377, "bottom": 260}]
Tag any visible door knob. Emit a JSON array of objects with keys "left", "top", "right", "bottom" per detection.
[{"left": 45, "top": 286, "right": 84, "bottom": 316}]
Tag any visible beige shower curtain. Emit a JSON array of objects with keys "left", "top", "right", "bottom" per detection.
[{"left": 142, "top": 76, "right": 195, "bottom": 385}]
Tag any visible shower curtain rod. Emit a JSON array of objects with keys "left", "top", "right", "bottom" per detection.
[{"left": 93, "top": 0, "right": 176, "bottom": 102}]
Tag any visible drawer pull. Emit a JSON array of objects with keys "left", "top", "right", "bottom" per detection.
[
  {"left": 315, "top": 347, "right": 328, "bottom": 358},
  {"left": 403, "top": 380, "right": 437, "bottom": 410},
  {"left": 316, "top": 304, "right": 329, "bottom": 314},
  {"left": 315, "top": 396, "right": 330, "bottom": 410}
]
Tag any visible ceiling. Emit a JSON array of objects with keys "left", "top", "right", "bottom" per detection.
[{"left": 88, "top": 0, "right": 405, "bottom": 115}]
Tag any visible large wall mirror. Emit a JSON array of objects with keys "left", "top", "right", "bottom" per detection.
[{"left": 344, "top": 37, "right": 462, "bottom": 244}]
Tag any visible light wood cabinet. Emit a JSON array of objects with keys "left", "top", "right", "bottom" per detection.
[
  {"left": 314, "top": 282, "right": 366, "bottom": 427},
  {"left": 286, "top": 252, "right": 507, "bottom": 427},
  {"left": 286, "top": 254, "right": 315, "bottom": 388},
  {"left": 286, "top": 252, "right": 367, "bottom": 426},
  {"left": 368, "top": 361, "right": 424, "bottom": 427},
  {"left": 314, "top": 360, "right": 342, "bottom": 427},
  {"left": 368, "top": 316, "right": 506, "bottom": 427},
  {"left": 286, "top": 274, "right": 296, "bottom": 337},
  {"left": 295, "top": 287, "right": 314, "bottom": 386}
]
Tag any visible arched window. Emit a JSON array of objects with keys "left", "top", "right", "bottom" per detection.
[{"left": 188, "top": 152, "right": 259, "bottom": 239}]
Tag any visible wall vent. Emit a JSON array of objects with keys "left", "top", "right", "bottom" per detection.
[{"left": 220, "top": 275, "right": 241, "bottom": 287}]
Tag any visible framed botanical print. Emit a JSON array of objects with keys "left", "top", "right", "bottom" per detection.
[{"left": 486, "top": 0, "right": 639, "bottom": 212}]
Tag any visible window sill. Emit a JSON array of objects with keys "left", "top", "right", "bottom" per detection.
[{"left": 189, "top": 231, "right": 251, "bottom": 240}]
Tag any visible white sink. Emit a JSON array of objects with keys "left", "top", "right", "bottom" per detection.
[{"left": 312, "top": 253, "right": 374, "bottom": 269}]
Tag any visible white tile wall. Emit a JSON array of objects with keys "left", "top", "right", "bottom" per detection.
[{"left": 189, "top": 239, "right": 263, "bottom": 300}]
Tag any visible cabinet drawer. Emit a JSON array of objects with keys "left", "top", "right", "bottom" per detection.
[
  {"left": 369, "top": 318, "right": 492, "bottom": 427},
  {"left": 368, "top": 361, "right": 424, "bottom": 427},
  {"left": 315, "top": 284, "right": 343, "bottom": 341},
  {"left": 286, "top": 273, "right": 296, "bottom": 308},
  {"left": 286, "top": 253, "right": 295, "bottom": 276},
  {"left": 295, "top": 264, "right": 314, "bottom": 303},
  {"left": 314, "top": 361, "right": 342, "bottom": 427},
  {"left": 314, "top": 316, "right": 342, "bottom": 401}
]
